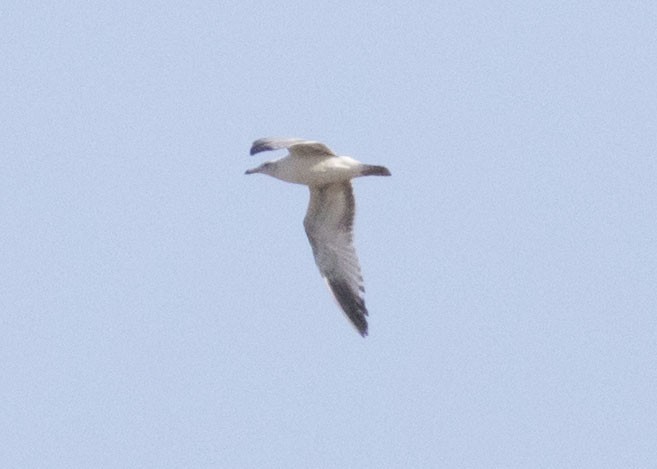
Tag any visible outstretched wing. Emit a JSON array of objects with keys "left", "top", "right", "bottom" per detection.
[
  {"left": 250, "top": 137, "right": 336, "bottom": 158},
  {"left": 303, "top": 182, "right": 368, "bottom": 336}
]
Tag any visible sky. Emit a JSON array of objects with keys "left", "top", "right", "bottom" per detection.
[{"left": 2, "top": 1, "right": 656, "bottom": 468}]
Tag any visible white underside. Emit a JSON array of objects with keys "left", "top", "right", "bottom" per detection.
[{"left": 271, "top": 155, "right": 363, "bottom": 186}]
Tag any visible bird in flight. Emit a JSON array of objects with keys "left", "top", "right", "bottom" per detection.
[{"left": 245, "top": 137, "right": 391, "bottom": 336}]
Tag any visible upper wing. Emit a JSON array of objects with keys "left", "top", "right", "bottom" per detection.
[
  {"left": 250, "top": 137, "right": 336, "bottom": 158},
  {"left": 303, "top": 182, "right": 368, "bottom": 336}
]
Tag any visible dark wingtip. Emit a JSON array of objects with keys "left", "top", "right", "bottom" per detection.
[
  {"left": 350, "top": 309, "right": 369, "bottom": 337},
  {"left": 326, "top": 278, "right": 369, "bottom": 337},
  {"left": 344, "top": 305, "right": 369, "bottom": 337},
  {"left": 250, "top": 140, "right": 270, "bottom": 156},
  {"left": 351, "top": 314, "right": 369, "bottom": 337},
  {"left": 250, "top": 137, "right": 298, "bottom": 156}
]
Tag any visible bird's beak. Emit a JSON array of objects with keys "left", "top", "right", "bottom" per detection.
[{"left": 245, "top": 166, "right": 260, "bottom": 175}]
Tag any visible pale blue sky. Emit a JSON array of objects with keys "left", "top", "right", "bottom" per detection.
[{"left": 2, "top": 2, "right": 656, "bottom": 468}]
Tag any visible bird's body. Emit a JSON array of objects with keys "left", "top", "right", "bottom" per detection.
[
  {"left": 253, "top": 154, "right": 363, "bottom": 186},
  {"left": 245, "top": 137, "right": 390, "bottom": 336}
]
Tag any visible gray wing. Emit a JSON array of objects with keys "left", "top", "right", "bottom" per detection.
[
  {"left": 250, "top": 137, "right": 336, "bottom": 158},
  {"left": 303, "top": 182, "right": 368, "bottom": 336}
]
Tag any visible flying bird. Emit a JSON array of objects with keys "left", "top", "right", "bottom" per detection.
[{"left": 245, "top": 137, "right": 391, "bottom": 336}]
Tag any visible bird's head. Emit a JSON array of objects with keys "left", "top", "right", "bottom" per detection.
[{"left": 245, "top": 161, "right": 276, "bottom": 176}]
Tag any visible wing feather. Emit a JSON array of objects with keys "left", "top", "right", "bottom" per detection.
[
  {"left": 303, "top": 182, "right": 368, "bottom": 336},
  {"left": 251, "top": 137, "right": 336, "bottom": 158}
]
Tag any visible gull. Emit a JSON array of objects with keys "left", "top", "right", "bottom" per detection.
[{"left": 245, "top": 137, "right": 391, "bottom": 336}]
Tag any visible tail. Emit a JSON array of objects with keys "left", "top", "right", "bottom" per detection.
[{"left": 360, "top": 164, "right": 391, "bottom": 177}]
